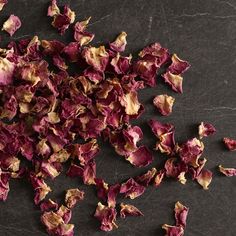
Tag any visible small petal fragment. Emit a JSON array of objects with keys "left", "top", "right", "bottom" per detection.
[
  {"left": 223, "top": 137, "right": 236, "bottom": 151},
  {"left": 178, "top": 138, "right": 204, "bottom": 167},
  {"left": 0, "top": 0, "right": 7, "bottom": 11},
  {"left": 196, "top": 169, "right": 212, "bottom": 190},
  {"left": 167, "top": 54, "right": 190, "bottom": 75},
  {"left": 163, "top": 72, "right": 183, "bottom": 93},
  {"left": 174, "top": 201, "right": 189, "bottom": 228},
  {"left": 2, "top": 15, "right": 21, "bottom": 36},
  {"left": 82, "top": 46, "right": 109, "bottom": 72},
  {"left": 74, "top": 17, "right": 94, "bottom": 46},
  {"left": 127, "top": 146, "right": 153, "bottom": 167},
  {"left": 94, "top": 202, "right": 118, "bottom": 232},
  {"left": 198, "top": 122, "right": 216, "bottom": 139},
  {"left": 0, "top": 57, "right": 15, "bottom": 86},
  {"left": 120, "top": 178, "right": 145, "bottom": 199},
  {"left": 110, "top": 32, "right": 127, "bottom": 52},
  {"left": 135, "top": 168, "right": 157, "bottom": 186},
  {"left": 40, "top": 199, "right": 59, "bottom": 212},
  {"left": 162, "top": 224, "right": 184, "bottom": 236},
  {"left": 153, "top": 94, "right": 175, "bottom": 116},
  {"left": 153, "top": 169, "right": 165, "bottom": 187},
  {"left": 219, "top": 165, "right": 236, "bottom": 176},
  {"left": 120, "top": 203, "right": 143, "bottom": 218},
  {"left": 65, "top": 188, "right": 85, "bottom": 208}
]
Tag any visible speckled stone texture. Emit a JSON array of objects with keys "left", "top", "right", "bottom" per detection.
[{"left": 0, "top": 0, "right": 236, "bottom": 235}]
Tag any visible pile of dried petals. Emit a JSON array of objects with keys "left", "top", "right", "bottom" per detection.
[{"left": 0, "top": 1, "right": 235, "bottom": 236}]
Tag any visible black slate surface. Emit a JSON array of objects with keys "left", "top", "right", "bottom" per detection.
[{"left": 0, "top": 0, "right": 236, "bottom": 235}]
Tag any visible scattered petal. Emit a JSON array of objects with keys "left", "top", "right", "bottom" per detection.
[
  {"left": 178, "top": 138, "right": 204, "bottom": 167},
  {"left": 219, "top": 165, "right": 236, "bottom": 176},
  {"left": 120, "top": 178, "right": 145, "bottom": 199},
  {"left": 2, "top": 15, "right": 21, "bottom": 36},
  {"left": 163, "top": 71, "right": 183, "bottom": 93},
  {"left": 198, "top": 122, "right": 216, "bottom": 139},
  {"left": 174, "top": 201, "right": 189, "bottom": 228},
  {"left": 167, "top": 54, "right": 190, "bottom": 75},
  {"left": 162, "top": 224, "right": 184, "bottom": 236},
  {"left": 94, "top": 202, "right": 118, "bottom": 232},
  {"left": 65, "top": 188, "right": 85, "bottom": 208},
  {"left": 0, "top": 0, "right": 7, "bottom": 11},
  {"left": 120, "top": 203, "right": 143, "bottom": 218},
  {"left": 110, "top": 32, "right": 127, "bottom": 52},
  {"left": 196, "top": 169, "right": 212, "bottom": 190},
  {"left": 127, "top": 146, "right": 153, "bottom": 167},
  {"left": 135, "top": 168, "right": 157, "bottom": 186},
  {"left": 223, "top": 137, "right": 236, "bottom": 151},
  {"left": 153, "top": 94, "right": 175, "bottom": 116}
]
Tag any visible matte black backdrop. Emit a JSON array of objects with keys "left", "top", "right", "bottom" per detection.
[{"left": 0, "top": 0, "right": 236, "bottom": 235}]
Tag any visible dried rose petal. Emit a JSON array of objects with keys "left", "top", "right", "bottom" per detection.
[
  {"left": 83, "top": 160, "right": 96, "bottom": 185},
  {"left": 53, "top": 54, "right": 68, "bottom": 71},
  {"left": 219, "top": 165, "right": 236, "bottom": 176},
  {"left": 65, "top": 188, "right": 84, "bottom": 208},
  {"left": 164, "top": 158, "right": 188, "bottom": 185},
  {"left": 0, "top": 0, "right": 7, "bottom": 11},
  {"left": 157, "top": 131, "right": 175, "bottom": 155},
  {"left": 153, "top": 94, "right": 175, "bottom": 116},
  {"left": 107, "top": 183, "right": 120, "bottom": 208},
  {"left": 50, "top": 3, "right": 76, "bottom": 35},
  {"left": 40, "top": 199, "right": 59, "bottom": 212},
  {"left": 153, "top": 169, "right": 165, "bottom": 187},
  {"left": 74, "top": 17, "right": 94, "bottom": 46},
  {"left": 72, "top": 139, "right": 99, "bottom": 166},
  {"left": 223, "top": 137, "right": 236, "bottom": 151},
  {"left": 30, "top": 173, "right": 52, "bottom": 204},
  {"left": 0, "top": 168, "right": 10, "bottom": 201},
  {"left": 41, "top": 39, "right": 65, "bottom": 56},
  {"left": 41, "top": 211, "right": 64, "bottom": 231},
  {"left": 66, "top": 164, "right": 83, "bottom": 178},
  {"left": 135, "top": 168, "right": 157, "bottom": 186},
  {"left": 0, "top": 154, "right": 20, "bottom": 172},
  {"left": 162, "top": 224, "right": 184, "bottom": 236},
  {"left": 108, "top": 125, "right": 143, "bottom": 157},
  {"left": 120, "top": 203, "right": 143, "bottom": 218},
  {"left": 0, "top": 57, "right": 15, "bottom": 86},
  {"left": 138, "top": 42, "right": 169, "bottom": 66},
  {"left": 95, "top": 178, "right": 108, "bottom": 201},
  {"left": 178, "top": 138, "right": 204, "bottom": 167},
  {"left": 120, "top": 91, "right": 141, "bottom": 115},
  {"left": 198, "top": 122, "right": 216, "bottom": 139},
  {"left": 47, "top": 0, "right": 60, "bottom": 17},
  {"left": 2, "top": 15, "right": 21, "bottom": 36},
  {"left": 50, "top": 223, "right": 74, "bottom": 236},
  {"left": 82, "top": 46, "right": 109, "bottom": 72},
  {"left": 94, "top": 202, "right": 118, "bottom": 232},
  {"left": 57, "top": 205, "right": 72, "bottom": 223},
  {"left": 174, "top": 201, "right": 189, "bottom": 228},
  {"left": 126, "top": 146, "right": 153, "bottom": 167},
  {"left": 163, "top": 72, "right": 183, "bottom": 93},
  {"left": 110, "top": 53, "right": 131, "bottom": 75},
  {"left": 120, "top": 178, "right": 145, "bottom": 199},
  {"left": 133, "top": 58, "right": 159, "bottom": 87},
  {"left": 188, "top": 158, "right": 207, "bottom": 180},
  {"left": 0, "top": 95, "right": 17, "bottom": 120},
  {"left": 196, "top": 169, "right": 212, "bottom": 190},
  {"left": 110, "top": 32, "right": 127, "bottom": 52},
  {"left": 63, "top": 42, "right": 80, "bottom": 62},
  {"left": 162, "top": 201, "right": 189, "bottom": 236},
  {"left": 149, "top": 119, "right": 174, "bottom": 138},
  {"left": 167, "top": 54, "right": 190, "bottom": 75},
  {"left": 41, "top": 205, "right": 74, "bottom": 236}
]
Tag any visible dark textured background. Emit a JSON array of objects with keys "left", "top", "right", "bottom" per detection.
[{"left": 0, "top": 0, "right": 236, "bottom": 235}]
